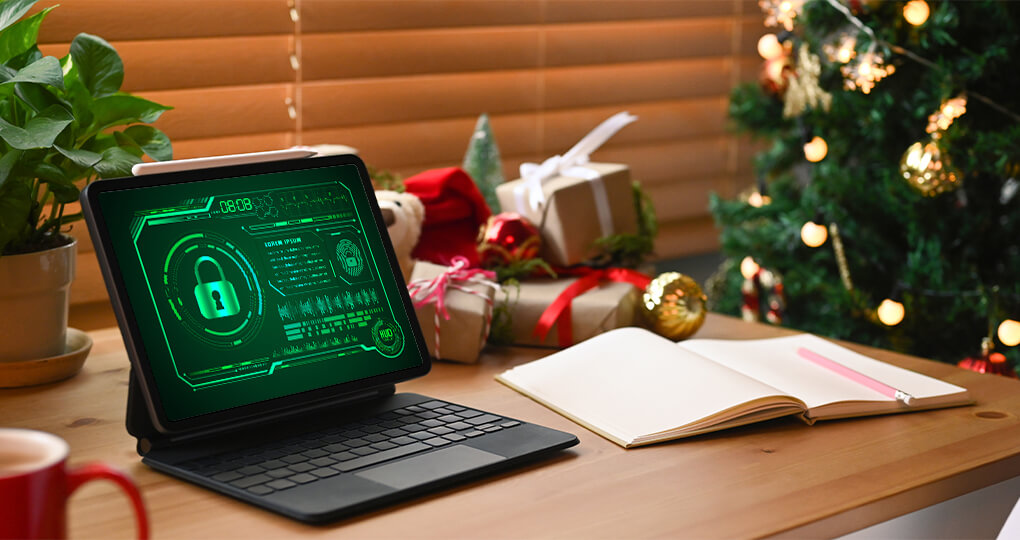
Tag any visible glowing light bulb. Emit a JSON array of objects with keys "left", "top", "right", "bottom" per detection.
[
  {"left": 740, "top": 256, "right": 760, "bottom": 280},
  {"left": 803, "top": 136, "right": 828, "bottom": 162},
  {"left": 765, "top": 58, "right": 786, "bottom": 81},
  {"left": 877, "top": 299, "right": 905, "bottom": 326},
  {"left": 800, "top": 221, "right": 828, "bottom": 247},
  {"left": 747, "top": 191, "right": 771, "bottom": 208},
  {"left": 757, "top": 33, "right": 784, "bottom": 60},
  {"left": 903, "top": 0, "right": 930, "bottom": 26},
  {"left": 998, "top": 319, "right": 1020, "bottom": 347}
]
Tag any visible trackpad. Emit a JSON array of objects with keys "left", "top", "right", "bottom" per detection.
[{"left": 356, "top": 445, "right": 504, "bottom": 490}]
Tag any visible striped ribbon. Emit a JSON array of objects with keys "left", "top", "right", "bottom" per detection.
[{"left": 407, "top": 256, "right": 499, "bottom": 359}]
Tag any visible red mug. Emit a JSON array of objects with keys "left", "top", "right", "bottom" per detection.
[{"left": 0, "top": 428, "right": 148, "bottom": 539}]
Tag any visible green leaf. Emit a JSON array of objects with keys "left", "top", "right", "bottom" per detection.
[
  {"left": 14, "top": 81, "right": 70, "bottom": 114},
  {"left": 54, "top": 144, "right": 101, "bottom": 168},
  {"left": 0, "top": 104, "right": 73, "bottom": 149},
  {"left": 33, "top": 161, "right": 65, "bottom": 183},
  {"left": 0, "top": 177, "right": 32, "bottom": 254},
  {"left": 0, "top": 6, "right": 52, "bottom": 64},
  {"left": 122, "top": 125, "right": 172, "bottom": 161},
  {"left": 88, "top": 94, "right": 170, "bottom": 133},
  {"left": 0, "top": 149, "right": 21, "bottom": 189},
  {"left": 0, "top": 0, "right": 38, "bottom": 34},
  {"left": 93, "top": 146, "right": 141, "bottom": 179},
  {"left": 69, "top": 33, "right": 123, "bottom": 98},
  {"left": 0, "top": 56, "right": 63, "bottom": 88},
  {"left": 112, "top": 130, "right": 143, "bottom": 157}
]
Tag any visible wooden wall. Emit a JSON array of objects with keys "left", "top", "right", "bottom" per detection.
[{"left": 31, "top": 0, "right": 764, "bottom": 316}]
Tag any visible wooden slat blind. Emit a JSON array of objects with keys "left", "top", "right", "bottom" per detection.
[{"left": 30, "top": 0, "right": 764, "bottom": 312}]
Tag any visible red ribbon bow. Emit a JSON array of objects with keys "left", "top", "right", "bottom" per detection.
[
  {"left": 533, "top": 267, "right": 652, "bottom": 347},
  {"left": 407, "top": 256, "right": 498, "bottom": 358}
]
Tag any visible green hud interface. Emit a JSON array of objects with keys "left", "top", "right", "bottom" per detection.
[{"left": 99, "top": 164, "right": 422, "bottom": 421}]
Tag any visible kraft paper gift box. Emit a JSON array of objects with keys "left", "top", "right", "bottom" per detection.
[
  {"left": 495, "top": 162, "right": 639, "bottom": 267},
  {"left": 409, "top": 261, "right": 496, "bottom": 364},
  {"left": 502, "top": 277, "right": 641, "bottom": 348}
]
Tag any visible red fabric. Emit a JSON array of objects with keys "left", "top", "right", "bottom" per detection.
[
  {"left": 405, "top": 167, "right": 492, "bottom": 267},
  {"left": 533, "top": 267, "right": 652, "bottom": 347}
]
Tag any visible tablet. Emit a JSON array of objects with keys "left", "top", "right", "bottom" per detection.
[{"left": 81, "top": 155, "right": 429, "bottom": 434}]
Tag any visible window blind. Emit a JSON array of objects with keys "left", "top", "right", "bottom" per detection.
[{"left": 32, "top": 0, "right": 763, "bottom": 311}]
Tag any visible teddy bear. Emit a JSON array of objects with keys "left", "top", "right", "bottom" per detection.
[{"left": 375, "top": 190, "right": 425, "bottom": 282}]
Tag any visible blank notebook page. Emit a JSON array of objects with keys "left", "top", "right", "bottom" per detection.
[{"left": 497, "top": 327, "right": 788, "bottom": 443}]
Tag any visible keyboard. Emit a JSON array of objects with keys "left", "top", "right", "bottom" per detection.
[{"left": 177, "top": 399, "right": 521, "bottom": 496}]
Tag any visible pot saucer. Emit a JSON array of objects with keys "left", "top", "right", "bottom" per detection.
[{"left": 0, "top": 329, "right": 92, "bottom": 388}]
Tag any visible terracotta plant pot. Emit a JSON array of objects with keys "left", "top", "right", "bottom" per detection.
[{"left": 0, "top": 239, "right": 76, "bottom": 361}]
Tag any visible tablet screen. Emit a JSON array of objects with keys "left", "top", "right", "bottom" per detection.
[{"left": 98, "top": 162, "right": 424, "bottom": 422}]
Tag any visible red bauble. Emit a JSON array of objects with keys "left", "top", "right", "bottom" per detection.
[
  {"left": 477, "top": 213, "right": 541, "bottom": 267},
  {"left": 958, "top": 352, "right": 1018, "bottom": 378}
]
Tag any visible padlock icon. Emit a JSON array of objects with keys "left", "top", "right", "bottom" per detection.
[{"left": 193, "top": 256, "right": 241, "bottom": 319}]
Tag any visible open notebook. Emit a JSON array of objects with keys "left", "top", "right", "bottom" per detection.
[{"left": 496, "top": 327, "right": 972, "bottom": 448}]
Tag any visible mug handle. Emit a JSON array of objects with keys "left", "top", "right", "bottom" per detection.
[{"left": 66, "top": 463, "right": 149, "bottom": 540}]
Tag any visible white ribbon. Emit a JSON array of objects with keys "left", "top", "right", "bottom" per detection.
[{"left": 514, "top": 111, "right": 637, "bottom": 236}]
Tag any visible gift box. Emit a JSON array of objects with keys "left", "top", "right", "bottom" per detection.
[
  {"left": 408, "top": 260, "right": 497, "bottom": 363},
  {"left": 502, "top": 277, "right": 641, "bottom": 348},
  {"left": 496, "top": 162, "right": 638, "bottom": 267}
]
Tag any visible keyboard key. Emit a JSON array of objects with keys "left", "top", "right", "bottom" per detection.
[
  {"left": 500, "top": 421, "right": 521, "bottom": 428},
  {"left": 409, "top": 431, "right": 434, "bottom": 441},
  {"left": 211, "top": 471, "right": 243, "bottom": 483},
  {"left": 301, "top": 449, "right": 328, "bottom": 459},
  {"left": 438, "top": 414, "right": 461, "bottom": 423},
  {"left": 483, "top": 426, "right": 502, "bottom": 432},
  {"left": 456, "top": 409, "right": 483, "bottom": 419},
  {"left": 265, "top": 468, "right": 294, "bottom": 479},
  {"left": 393, "top": 408, "right": 411, "bottom": 415},
  {"left": 402, "top": 423, "right": 427, "bottom": 433},
  {"left": 476, "top": 423, "right": 495, "bottom": 431},
  {"left": 330, "top": 451, "right": 357, "bottom": 462},
  {"left": 420, "top": 419, "right": 443, "bottom": 428},
  {"left": 370, "top": 441, "right": 397, "bottom": 451},
  {"left": 259, "top": 459, "right": 286, "bottom": 470},
  {"left": 446, "top": 404, "right": 466, "bottom": 412},
  {"left": 405, "top": 405, "right": 425, "bottom": 413},
  {"left": 363, "top": 433, "right": 387, "bottom": 443},
  {"left": 230, "top": 474, "right": 271, "bottom": 489},
  {"left": 466, "top": 414, "right": 501, "bottom": 426},
  {"left": 382, "top": 428, "right": 408, "bottom": 437},
  {"left": 433, "top": 407, "right": 454, "bottom": 415},
  {"left": 343, "top": 438, "right": 370, "bottom": 448},
  {"left": 323, "top": 443, "right": 348, "bottom": 453},
  {"left": 235, "top": 465, "right": 264, "bottom": 476},
  {"left": 464, "top": 430, "right": 485, "bottom": 438},
  {"left": 417, "top": 411, "right": 441, "bottom": 419},
  {"left": 391, "top": 436, "right": 416, "bottom": 446},
  {"left": 448, "top": 421, "right": 472, "bottom": 431},
  {"left": 351, "top": 447, "right": 377, "bottom": 456},
  {"left": 423, "top": 437, "right": 451, "bottom": 447},
  {"left": 379, "top": 411, "right": 400, "bottom": 420},
  {"left": 289, "top": 473, "right": 317, "bottom": 484},
  {"left": 287, "top": 462, "right": 316, "bottom": 473},
  {"left": 281, "top": 454, "right": 306, "bottom": 464},
  {"left": 333, "top": 442, "right": 431, "bottom": 472},
  {"left": 311, "top": 467, "right": 340, "bottom": 478},
  {"left": 379, "top": 420, "right": 403, "bottom": 429},
  {"left": 427, "top": 426, "right": 454, "bottom": 435},
  {"left": 445, "top": 433, "right": 466, "bottom": 442},
  {"left": 265, "top": 479, "right": 297, "bottom": 490},
  {"left": 309, "top": 457, "right": 336, "bottom": 467},
  {"left": 420, "top": 400, "right": 446, "bottom": 409},
  {"left": 340, "top": 429, "right": 367, "bottom": 438},
  {"left": 360, "top": 424, "right": 386, "bottom": 434},
  {"left": 247, "top": 485, "right": 274, "bottom": 495}
]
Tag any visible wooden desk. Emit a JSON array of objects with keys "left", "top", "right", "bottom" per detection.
[{"left": 2, "top": 314, "right": 1018, "bottom": 538}]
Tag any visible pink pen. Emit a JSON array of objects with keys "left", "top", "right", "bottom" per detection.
[{"left": 796, "top": 347, "right": 914, "bottom": 405}]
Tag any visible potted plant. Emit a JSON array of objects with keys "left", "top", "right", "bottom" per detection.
[{"left": 0, "top": 0, "right": 172, "bottom": 365}]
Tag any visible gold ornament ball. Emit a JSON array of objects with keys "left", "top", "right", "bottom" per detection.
[
  {"left": 900, "top": 141, "right": 962, "bottom": 197},
  {"left": 641, "top": 272, "right": 708, "bottom": 340}
]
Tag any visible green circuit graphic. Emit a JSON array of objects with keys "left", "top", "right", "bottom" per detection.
[{"left": 126, "top": 175, "right": 407, "bottom": 391}]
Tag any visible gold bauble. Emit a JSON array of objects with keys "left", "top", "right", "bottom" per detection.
[
  {"left": 641, "top": 272, "right": 708, "bottom": 340},
  {"left": 900, "top": 141, "right": 962, "bottom": 197}
]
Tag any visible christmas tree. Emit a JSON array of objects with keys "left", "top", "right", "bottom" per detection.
[
  {"left": 710, "top": 0, "right": 1020, "bottom": 374},
  {"left": 462, "top": 113, "right": 505, "bottom": 213}
]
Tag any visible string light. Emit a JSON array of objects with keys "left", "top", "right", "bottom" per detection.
[
  {"left": 803, "top": 136, "right": 828, "bottom": 162},
  {"left": 926, "top": 95, "right": 967, "bottom": 138},
  {"left": 999, "top": 319, "right": 1020, "bottom": 347},
  {"left": 877, "top": 299, "right": 905, "bottom": 326},
  {"left": 841, "top": 50, "right": 895, "bottom": 94},
  {"left": 800, "top": 221, "right": 828, "bottom": 247},
  {"left": 747, "top": 191, "right": 772, "bottom": 208},
  {"left": 903, "top": 0, "right": 930, "bottom": 26},
  {"left": 824, "top": 33, "right": 857, "bottom": 64},
  {"left": 758, "top": 33, "right": 784, "bottom": 60},
  {"left": 740, "top": 256, "right": 761, "bottom": 280},
  {"left": 760, "top": 0, "right": 804, "bottom": 31}
]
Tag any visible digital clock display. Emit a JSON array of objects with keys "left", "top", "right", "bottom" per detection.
[{"left": 219, "top": 197, "right": 253, "bottom": 213}]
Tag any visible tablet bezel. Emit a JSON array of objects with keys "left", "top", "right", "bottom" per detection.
[{"left": 81, "top": 154, "right": 431, "bottom": 435}]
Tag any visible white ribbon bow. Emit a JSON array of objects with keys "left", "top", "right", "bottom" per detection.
[{"left": 514, "top": 111, "right": 637, "bottom": 235}]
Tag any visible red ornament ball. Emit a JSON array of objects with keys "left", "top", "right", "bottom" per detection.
[
  {"left": 958, "top": 338, "right": 1018, "bottom": 378},
  {"left": 477, "top": 212, "right": 541, "bottom": 267}
]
